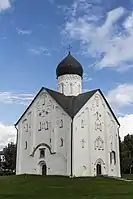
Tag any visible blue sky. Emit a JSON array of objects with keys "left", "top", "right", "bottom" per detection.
[{"left": 0, "top": 0, "right": 133, "bottom": 147}]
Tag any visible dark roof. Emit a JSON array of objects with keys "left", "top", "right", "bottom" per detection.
[
  {"left": 15, "top": 88, "right": 120, "bottom": 126},
  {"left": 45, "top": 88, "right": 96, "bottom": 118},
  {"left": 56, "top": 52, "right": 83, "bottom": 78}
]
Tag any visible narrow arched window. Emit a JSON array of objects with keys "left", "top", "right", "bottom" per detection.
[
  {"left": 70, "top": 83, "right": 73, "bottom": 94},
  {"left": 40, "top": 148, "right": 45, "bottom": 158},
  {"left": 61, "top": 84, "right": 64, "bottom": 94},
  {"left": 110, "top": 152, "right": 112, "bottom": 164},
  {"left": 45, "top": 121, "right": 48, "bottom": 130},
  {"left": 38, "top": 122, "right": 41, "bottom": 131},
  {"left": 110, "top": 151, "right": 116, "bottom": 165},
  {"left": 81, "top": 119, "right": 84, "bottom": 128},
  {"left": 60, "top": 138, "right": 63, "bottom": 147},
  {"left": 78, "top": 84, "right": 80, "bottom": 93},
  {"left": 112, "top": 151, "right": 116, "bottom": 164},
  {"left": 25, "top": 141, "right": 27, "bottom": 150}
]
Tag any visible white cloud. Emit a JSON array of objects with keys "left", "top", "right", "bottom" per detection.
[
  {"left": 107, "top": 84, "right": 133, "bottom": 140},
  {"left": 123, "top": 13, "right": 133, "bottom": 33},
  {"left": 83, "top": 73, "right": 93, "bottom": 82},
  {"left": 0, "top": 123, "right": 16, "bottom": 150},
  {"left": 16, "top": 28, "right": 32, "bottom": 35},
  {"left": 62, "top": 1, "right": 133, "bottom": 70},
  {"left": 0, "top": 91, "right": 34, "bottom": 105},
  {"left": 118, "top": 114, "right": 133, "bottom": 140},
  {"left": 0, "top": 0, "right": 11, "bottom": 11},
  {"left": 29, "top": 47, "right": 51, "bottom": 56},
  {"left": 107, "top": 84, "right": 133, "bottom": 110}
]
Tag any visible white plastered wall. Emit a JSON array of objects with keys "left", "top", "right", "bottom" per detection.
[
  {"left": 16, "top": 88, "right": 72, "bottom": 176},
  {"left": 72, "top": 91, "right": 121, "bottom": 177},
  {"left": 57, "top": 74, "right": 82, "bottom": 96}
]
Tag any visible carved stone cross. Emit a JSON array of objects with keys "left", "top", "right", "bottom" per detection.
[{"left": 81, "top": 139, "right": 86, "bottom": 148}]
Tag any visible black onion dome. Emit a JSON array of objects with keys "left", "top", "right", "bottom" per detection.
[{"left": 56, "top": 52, "right": 83, "bottom": 78}]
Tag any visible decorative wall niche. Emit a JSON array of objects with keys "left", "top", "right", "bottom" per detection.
[
  {"left": 38, "top": 121, "right": 49, "bottom": 131},
  {"left": 59, "top": 119, "right": 63, "bottom": 128},
  {"left": 56, "top": 119, "right": 63, "bottom": 128},
  {"left": 23, "top": 119, "right": 28, "bottom": 132},
  {"left": 91, "top": 103, "right": 95, "bottom": 112},
  {"left": 95, "top": 112, "right": 102, "bottom": 131},
  {"left": 94, "top": 94, "right": 99, "bottom": 107},
  {"left": 28, "top": 112, "right": 31, "bottom": 129},
  {"left": 94, "top": 136, "right": 104, "bottom": 151},
  {"left": 109, "top": 135, "right": 113, "bottom": 150},
  {"left": 81, "top": 119, "right": 84, "bottom": 128},
  {"left": 45, "top": 121, "right": 49, "bottom": 130},
  {"left": 36, "top": 101, "right": 42, "bottom": 118},
  {"left": 40, "top": 92, "right": 47, "bottom": 106},
  {"left": 42, "top": 109, "right": 45, "bottom": 117}
]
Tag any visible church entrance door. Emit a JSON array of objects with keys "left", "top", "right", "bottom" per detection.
[
  {"left": 96, "top": 163, "right": 101, "bottom": 176},
  {"left": 42, "top": 164, "right": 47, "bottom": 175}
]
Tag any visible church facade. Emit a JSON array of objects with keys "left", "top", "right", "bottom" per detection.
[{"left": 15, "top": 52, "right": 121, "bottom": 177}]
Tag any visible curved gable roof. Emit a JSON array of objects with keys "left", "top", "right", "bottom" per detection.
[{"left": 15, "top": 88, "right": 120, "bottom": 126}]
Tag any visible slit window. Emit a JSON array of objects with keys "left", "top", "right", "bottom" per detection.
[
  {"left": 25, "top": 141, "right": 27, "bottom": 150},
  {"left": 40, "top": 148, "right": 45, "bottom": 158}
]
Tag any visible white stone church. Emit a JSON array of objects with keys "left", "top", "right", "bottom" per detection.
[{"left": 15, "top": 52, "right": 121, "bottom": 177}]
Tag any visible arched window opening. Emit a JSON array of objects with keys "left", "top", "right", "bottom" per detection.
[
  {"left": 78, "top": 84, "right": 80, "bottom": 93},
  {"left": 25, "top": 141, "right": 27, "bottom": 150},
  {"left": 61, "top": 84, "right": 64, "bottom": 94},
  {"left": 70, "top": 83, "right": 73, "bottom": 94},
  {"left": 39, "top": 148, "right": 46, "bottom": 158},
  {"left": 60, "top": 138, "right": 63, "bottom": 147},
  {"left": 110, "top": 151, "right": 116, "bottom": 165},
  {"left": 110, "top": 152, "right": 112, "bottom": 164},
  {"left": 81, "top": 119, "right": 84, "bottom": 128},
  {"left": 38, "top": 122, "right": 41, "bottom": 131},
  {"left": 45, "top": 121, "right": 49, "bottom": 130}
]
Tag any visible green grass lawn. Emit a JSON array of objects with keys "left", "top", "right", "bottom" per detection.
[
  {"left": 122, "top": 174, "right": 133, "bottom": 180},
  {"left": 0, "top": 175, "right": 133, "bottom": 199}
]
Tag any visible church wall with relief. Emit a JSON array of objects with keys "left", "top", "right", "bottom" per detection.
[
  {"left": 105, "top": 110, "right": 120, "bottom": 177},
  {"left": 16, "top": 89, "right": 72, "bottom": 176},
  {"left": 73, "top": 107, "right": 89, "bottom": 176},
  {"left": 58, "top": 74, "right": 82, "bottom": 96},
  {"left": 73, "top": 90, "right": 120, "bottom": 177},
  {"left": 16, "top": 105, "right": 34, "bottom": 174}
]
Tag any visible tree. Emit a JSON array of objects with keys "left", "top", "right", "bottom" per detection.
[
  {"left": 119, "top": 136, "right": 122, "bottom": 173},
  {"left": 3, "top": 142, "right": 16, "bottom": 171},
  {"left": 120, "top": 134, "right": 133, "bottom": 174},
  {"left": 0, "top": 157, "right": 2, "bottom": 169}
]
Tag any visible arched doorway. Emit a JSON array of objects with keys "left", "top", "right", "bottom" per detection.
[
  {"left": 42, "top": 164, "right": 47, "bottom": 175},
  {"left": 96, "top": 163, "right": 101, "bottom": 176},
  {"left": 39, "top": 161, "right": 47, "bottom": 176}
]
